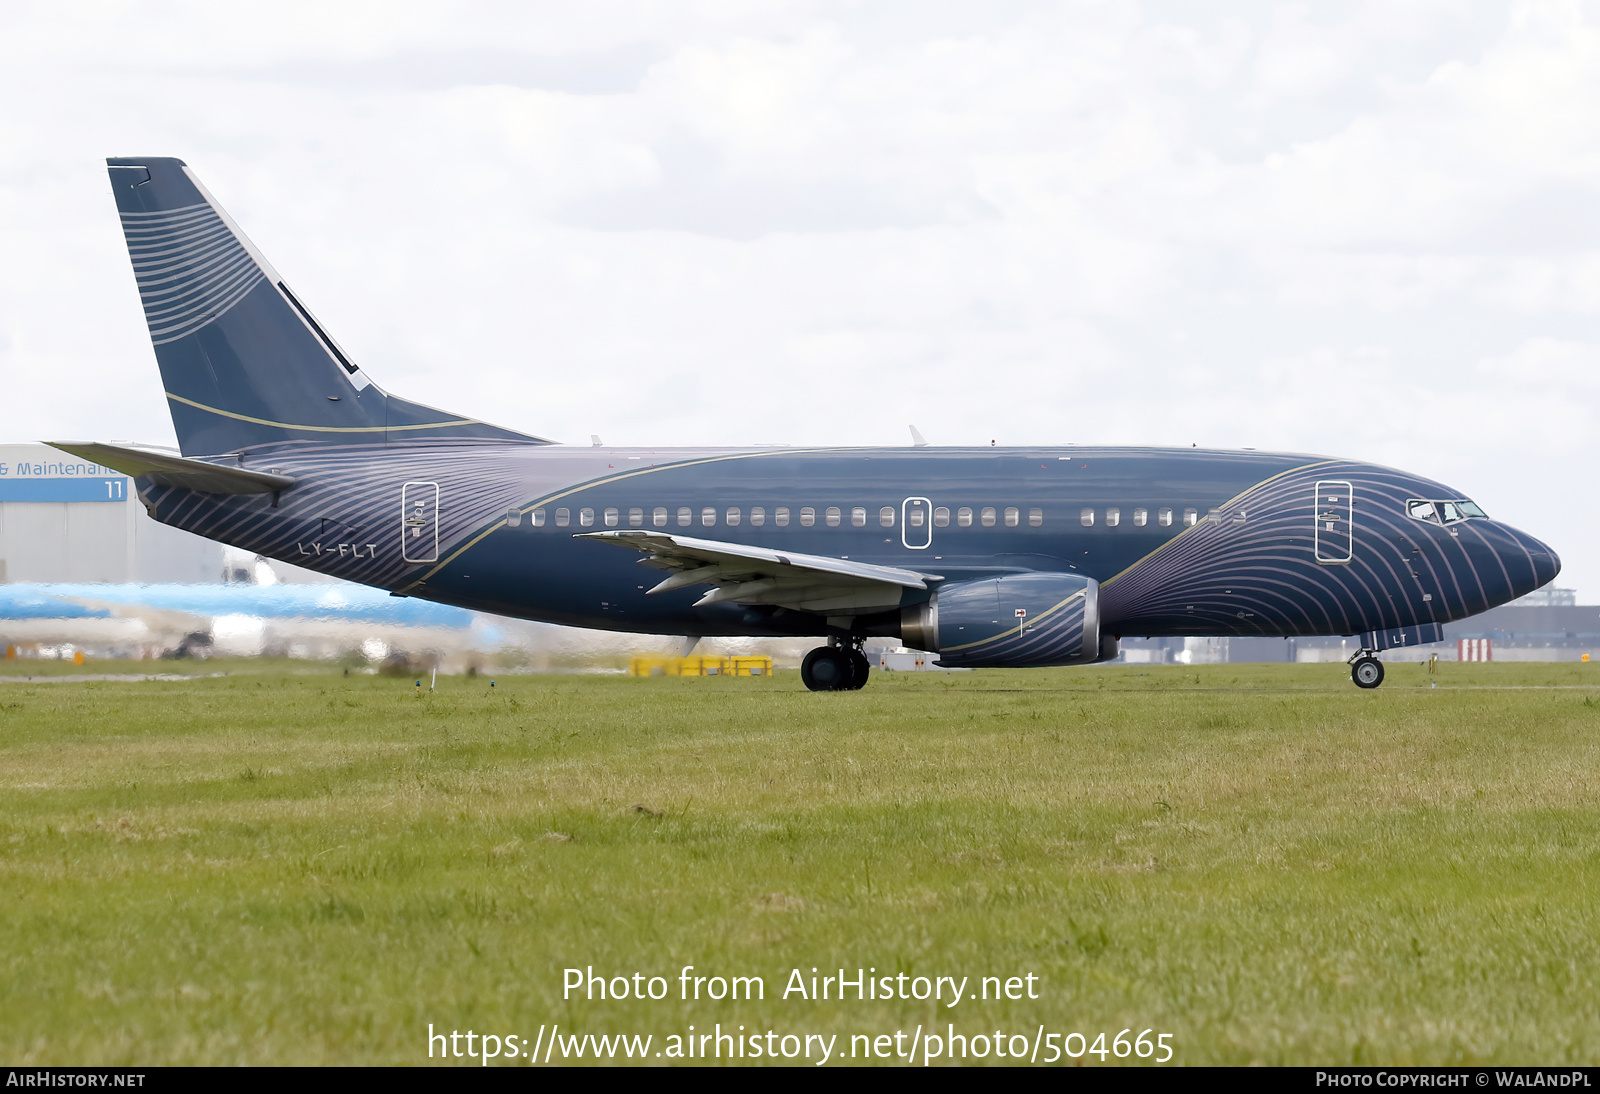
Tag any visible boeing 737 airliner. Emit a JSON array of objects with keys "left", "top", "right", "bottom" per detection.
[{"left": 54, "top": 158, "right": 1560, "bottom": 690}]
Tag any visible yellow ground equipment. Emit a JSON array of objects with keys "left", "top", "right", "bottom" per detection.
[{"left": 628, "top": 655, "right": 774, "bottom": 678}]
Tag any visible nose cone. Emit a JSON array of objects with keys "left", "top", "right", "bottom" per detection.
[{"left": 1499, "top": 523, "right": 1561, "bottom": 600}]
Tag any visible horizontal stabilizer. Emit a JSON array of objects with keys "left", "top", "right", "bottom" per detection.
[
  {"left": 579, "top": 530, "right": 940, "bottom": 615},
  {"left": 46, "top": 442, "right": 294, "bottom": 495}
]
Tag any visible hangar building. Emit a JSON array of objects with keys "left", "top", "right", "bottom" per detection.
[
  {"left": 0, "top": 443, "right": 223, "bottom": 584},
  {"left": 1121, "top": 585, "right": 1596, "bottom": 665}
]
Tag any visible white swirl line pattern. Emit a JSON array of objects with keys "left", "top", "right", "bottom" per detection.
[
  {"left": 1097, "top": 462, "right": 1521, "bottom": 636},
  {"left": 938, "top": 586, "right": 1092, "bottom": 667},
  {"left": 120, "top": 202, "right": 265, "bottom": 345}
]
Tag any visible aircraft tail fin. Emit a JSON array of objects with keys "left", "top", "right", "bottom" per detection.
[{"left": 105, "top": 157, "right": 546, "bottom": 456}]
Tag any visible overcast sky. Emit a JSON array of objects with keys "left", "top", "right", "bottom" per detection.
[{"left": 2, "top": 1, "right": 1597, "bottom": 595}]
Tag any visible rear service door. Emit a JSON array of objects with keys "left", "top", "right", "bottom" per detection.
[
  {"left": 902, "top": 496, "right": 932, "bottom": 549},
  {"left": 402, "top": 481, "right": 440, "bottom": 563},
  {"left": 1314, "top": 480, "right": 1353, "bottom": 563}
]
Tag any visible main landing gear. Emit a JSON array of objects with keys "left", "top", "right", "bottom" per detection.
[
  {"left": 1349, "top": 652, "right": 1385, "bottom": 689},
  {"left": 801, "top": 639, "right": 870, "bottom": 692}
]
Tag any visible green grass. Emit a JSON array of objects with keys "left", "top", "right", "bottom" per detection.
[{"left": 1, "top": 661, "right": 1598, "bottom": 1065}]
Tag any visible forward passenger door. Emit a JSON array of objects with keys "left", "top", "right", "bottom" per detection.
[{"left": 1314, "top": 481, "right": 1353, "bottom": 564}]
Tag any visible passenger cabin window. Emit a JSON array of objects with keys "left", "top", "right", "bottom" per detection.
[
  {"left": 628, "top": 507, "right": 643, "bottom": 527},
  {"left": 800, "top": 507, "right": 815, "bottom": 527},
  {"left": 555, "top": 508, "right": 570, "bottom": 527},
  {"left": 505, "top": 508, "right": 522, "bottom": 528},
  {"left": 1004, "top": 507, "right": 1019, "bottom": 527},
  {"left": 1028, "top": 508, "right": 1043, "bottom": 527},
  {"left": 825, "top": 506, "right": 841, "bottom": 527},
  {"left": 751, "top": 507, "right": 766, "bottom": 526},
  {"left": 1105, "top": 507, "right": 1120, "bottom": 528},
  {"left": 958, "top": 507, "right": 973, "bottom": 527},
  {"left": 980, "top": 507, "right": 996, "bottom": 527},
  {"left": 908, "top": 507, "right": 925, "bottom": 528},
  {"left": 1080, "top": 508, "right": 1094, "bottom": 527},
  {"left": 701, "top": 507, "right": 717, "bottom": 527},
  {"left": 532, "top": 509, "right": 546, "bottom": 527},
  {"left": 1157, "top": 508, "right": 1171, "bottom": 527},
  {"left": 1183, "top": 508, "right": 1197, "bottom": 527},
  {"left": 604, "top": 507, "right": 618, "bottom": 527},
  {"left": 580, "top": 508, "right": 594, "bottom": 527},
  {"left": 934, "top": 507, "right": 950, "bottom": 527},
  {"left": 1132, "top": 507, "right": 1147, "bottom": 527},
  {"left": 653, "top": 507, "right": 667, "bottom": 527},
  {"left": 726, "top": 507, "right": 741, "bottom": 526},
  {"left": 879, "top": 506, "right": 895, "bottom": 527},
  {"left": 851, "top": 506, "right": 866, "bottom": 527},
  {"left": 775, "top": 507, "right": 790, "bottom": 527},
  {"left": 677, "top": 507, "right": 692, "bottom": 527}
]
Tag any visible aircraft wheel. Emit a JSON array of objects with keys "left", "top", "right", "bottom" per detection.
[
  {"left": 801, "top": 647, "right": 851, "bottom": 691},
  {"left": 1351, "top": 656, "right": 1385, "bottom": 689},
  {"left": 845, "top": 650, "right": 871, "bottom": 690}
]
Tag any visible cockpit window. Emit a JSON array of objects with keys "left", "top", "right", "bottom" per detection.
[{"left": 1407, "top": 498, "right": 1487, "bottom": 525}]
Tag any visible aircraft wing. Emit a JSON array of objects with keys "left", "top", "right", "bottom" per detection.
[
  {"left": 578, "top": 530, "right": 940, "bottom": 614},
  {"left": 47, "top": 442, "right": 294, "bottom": 495}
]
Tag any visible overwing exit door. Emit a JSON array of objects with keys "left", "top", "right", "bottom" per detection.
[
  {"left": 902, "top": 496, "right": 932, "bottom": 549},
  {"left": 1314, "top": 480, "right": 1353, "bottom": 564},
  {"left": 402, "top": 481, "right": 440, "bottom": 563}
]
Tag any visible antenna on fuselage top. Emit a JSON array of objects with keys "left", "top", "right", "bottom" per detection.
[{"left": 909, "top": 425, "right": 928, "bottom": 447}]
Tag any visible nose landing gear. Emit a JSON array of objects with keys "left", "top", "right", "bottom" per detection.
[
  {"left": 1350, "top": 652, "right": 1385, "bottom": 689},
  {"left": 801, "top": 639, "right": 870, "bottom": 692}
]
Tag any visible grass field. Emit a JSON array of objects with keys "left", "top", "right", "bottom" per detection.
[{"left": 1, "top": 659, "right": 1598, "bottom": 1066}]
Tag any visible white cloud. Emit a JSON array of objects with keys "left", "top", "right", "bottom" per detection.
[
  {"left": 1479, "top": 253, "right": 1600, "bottom": 312},
  {"left": 1477, "top": 334, "right": 1600, "bottom": 387},
  {"left": 1263, "top": 250, "right": 1485, "bottom": 310}
]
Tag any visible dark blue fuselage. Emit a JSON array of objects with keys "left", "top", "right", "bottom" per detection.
[{"left": 136, "top": 442, "right": 1559, "bottom": 645}]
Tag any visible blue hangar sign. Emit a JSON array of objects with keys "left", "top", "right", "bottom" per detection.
[{"left": 0, "top": 454, "right": 130, "bottom": 503}]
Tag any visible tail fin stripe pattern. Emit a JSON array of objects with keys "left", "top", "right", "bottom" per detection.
[
  {"left": 121, "top": 204, "right": 214, "bottom": 229},
  {"left": 120, "top": 203, "right": 211, "bottom": 223},
  {"left": 123, "top": 222, "right": 218, "bottom": 241},
  {"left": 137, "top": 245, "right": 249, "bottom": 295},
  {"left": 131, "top": 225, "right": 235, "bottom": 267},
  {"left": 143, "top": 262, "right": 260, "bottom": 325},
  {"left": 138, "top": 247, "right": 254, "bottom": 307},
  {"left": 120, "top": 204, "right": 264, "bottom": 344}
]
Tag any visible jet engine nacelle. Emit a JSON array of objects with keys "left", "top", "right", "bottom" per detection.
[{"left": 899, "top": 572, "right": 1116, "bottom": 668}]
